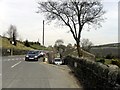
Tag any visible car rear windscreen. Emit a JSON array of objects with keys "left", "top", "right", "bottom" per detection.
[
  {"left": 54, "top": 59, "right": 61, "bottom": 61},
  {"left": 28, "top": 51, "right": 38, "bottom": 54}
]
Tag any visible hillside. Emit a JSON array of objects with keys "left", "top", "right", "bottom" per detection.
[
  {"left": 90, "top": 43, "right": 120, "bottom": 58},
  {"left": 30, "top": 44, "right": 48, "bottom": 50},
  {"left": 0, "top": 36, "right": 2, "bottom": 47},
  {"left": 92, "top": 43, "right": 120, "bottom": 48},
  {"left": 1, "top": 36, "right": 33, "bottom": 50},
  {"left": 0, "top": 36, "right": 50, "bottom": 51}
]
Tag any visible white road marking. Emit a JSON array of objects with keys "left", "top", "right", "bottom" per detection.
[
  {"left": 16, "top": 58, "right": 19, "bottom": 60},
  {"left": 11, "top": 61, "right": 21, "bottom": 68},
  {"left": 19, "top": 58, "right": 24, "bottom": 60},
  {"left": 27, "top": 62, "right": 37, "bottom": 63},
  {"left": 8, "top": 59, "right": 10, "bottom": 61},
  {"left": 12, "top": 59, "right": 14, "bottom": 61}
]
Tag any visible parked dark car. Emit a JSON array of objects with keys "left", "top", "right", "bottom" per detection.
[{"left": 25, "top": 50, "right": 40, "bottom": 61}]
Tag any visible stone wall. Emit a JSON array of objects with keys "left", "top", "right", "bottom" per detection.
[{"left": 64, "top": 56, "right": 120, "bottom": 89}]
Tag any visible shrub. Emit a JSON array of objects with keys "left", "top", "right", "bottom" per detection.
[
  {"left": 24, "top": 40, "right": 30, "bottom": 47},
  {"left": 106, "top": 54, "right": 114, "bottom": 59},
  {"left": 96, "top": 58, "right": 105, "bottom": 64},
  {"left": 111, "top": 60, "right": 120, "bottom": 68}
]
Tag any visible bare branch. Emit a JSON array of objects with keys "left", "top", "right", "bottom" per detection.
[{"left": 37, "top": 0, "right": 105, "bottom": 57}]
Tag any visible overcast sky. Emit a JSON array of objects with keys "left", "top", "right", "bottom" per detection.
[{"left": 0, "top": 0, "right": 119, "bottom": 46}]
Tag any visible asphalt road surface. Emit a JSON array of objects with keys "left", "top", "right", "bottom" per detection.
[
  {"left": 2, "top": 55, "right": 82, "bottom": 89},
  {"left": 0, "top": 55, "right": 2, "bottom": 89}
]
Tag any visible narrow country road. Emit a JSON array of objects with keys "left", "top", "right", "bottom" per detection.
[{"left": 2, "top": 55, "right": 82, "bottom": 89}]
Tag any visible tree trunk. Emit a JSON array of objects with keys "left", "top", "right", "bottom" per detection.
[{"left": 76, "top": 42, "right": 82, "bottom": 57}]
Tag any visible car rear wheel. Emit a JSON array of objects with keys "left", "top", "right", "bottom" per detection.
[{"left": 25, "top": 59, "right": 28, "bottom": 61}]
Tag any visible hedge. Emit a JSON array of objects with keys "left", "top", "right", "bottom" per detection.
[
  {"left": 64, "top": 56, "right": 120, "bottom": 90},
  {"left": 2, "top": 48, "right": 29, "bottom": 56}
]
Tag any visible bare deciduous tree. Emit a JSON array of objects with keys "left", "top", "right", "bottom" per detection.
[
  {"left": 81, "top": 38, "right": 93, "bottom": 52},
  {"left": 37, "top": 0, "right": 105, "bottom": 57},
  {"left": 7, "top": 25, "right": 18, "bottom": 45}
]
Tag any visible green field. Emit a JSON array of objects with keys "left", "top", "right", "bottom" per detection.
[{"left": 96, "top": 58, "right": 120, "bottom": 67}]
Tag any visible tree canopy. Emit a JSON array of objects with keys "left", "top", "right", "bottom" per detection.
[{"left": 37, "top": 0, "right": 105, "bottom": 57}]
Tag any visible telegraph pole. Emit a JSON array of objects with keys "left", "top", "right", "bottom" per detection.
[{"left": 43, "top": 20, "right": 44, "bottom": 46}]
